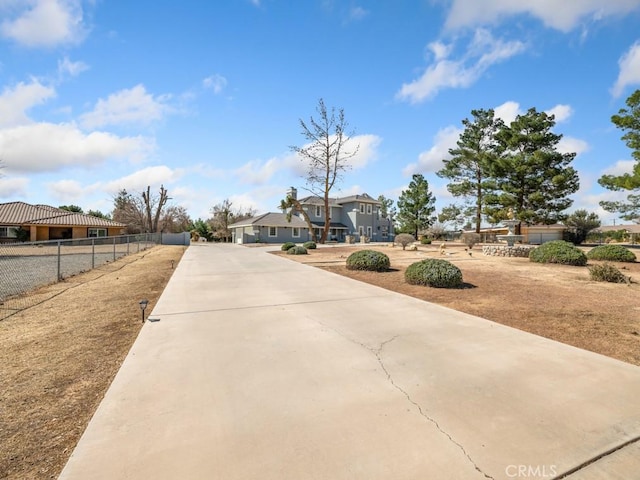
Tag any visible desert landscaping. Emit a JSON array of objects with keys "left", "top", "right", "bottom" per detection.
[{"left": 2, "top": 240, "right": 640, "bottom": 479}]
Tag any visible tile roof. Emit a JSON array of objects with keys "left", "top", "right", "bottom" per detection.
[{"left": 0, "top": 201, "right": 125, "bottom": 227}]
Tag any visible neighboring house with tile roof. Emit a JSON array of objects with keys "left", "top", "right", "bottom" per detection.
[
  {"left": 0, "top": 201, "right": 126, "bottom": 243},
  {"left": 229, "top": 188, "right": 394, "bottom": 244}
]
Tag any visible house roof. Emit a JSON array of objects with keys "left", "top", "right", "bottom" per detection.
[
  {"left": 298, "top": 193, "right": 381, "bottom": 207},
  {"left": 595, "top": 224, "right": 640, "bottom": 233},
  {"left": 310, "top": 222, "right": 348, "bottom": 229},
  {"left": 229, "top": 212, "right": 309, "bottom": 229},
  {"left": 0, "top": 201, "right": 125, "bottom": 228}
]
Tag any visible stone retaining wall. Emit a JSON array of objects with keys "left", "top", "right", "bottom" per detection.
[{"left": 482, "top": 245, "right": 536, "bottom": 258}]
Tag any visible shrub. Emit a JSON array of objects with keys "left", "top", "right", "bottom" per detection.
[
  {"left": 420, "top": 237, "right": 432, "bottom": 244},
  {"left": 303, "top": 241, "right": 317, "bottom": 249},
  {"left": 461, "top": 232, "right": 481, "bottom": 249},
  {"left": 586, "top": 244, "right": 636, "bottom": 262},
  {"left": 281, "top": 242, "right": 296, "bottom": 251},
  {"left": 287, "top": 246, "right": 307, "bottom": 255},
  {"left": 395, "top": 233, "right": 416, "bottom": 250},
  {"left": 404, "top": 259, "right": 463, "bottom": 288},
  {"left": 529, "top": 240, "right": 587, "bottom": 266},
  {"left": 346, "top": 250, "right": 390, "bottom": 272},
  {"left": 588, "top": 263, "right": 629, "bottom": 283}
]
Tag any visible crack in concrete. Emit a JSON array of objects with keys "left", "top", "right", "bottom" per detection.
[
  {"left": 320, "top": 322, "right": 494, "bottom": 480},
  {"left": 552, "top": 434, "right": 640, "bottom": 479}
]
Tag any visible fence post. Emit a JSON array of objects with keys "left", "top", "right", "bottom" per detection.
[
  {"left": 92, "top": 238, "right": 95, "bottom": 269},
  {"left": 127, "top": 235, "right": 130, "bottom": 255},
  {"left": 57, "top": 241, "right": 62, "bottom": 281},
  {"left": 113, "top": 236, "right": 116, "bottom": 261}
]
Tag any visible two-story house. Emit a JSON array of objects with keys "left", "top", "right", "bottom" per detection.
[{"left": 229, "top": 188, "right": 394, "bottom": 244}]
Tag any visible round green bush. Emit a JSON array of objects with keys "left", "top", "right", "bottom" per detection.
[
  {"left": 586, "top": 244, "right": 636, "bottom": 262},
  {"left": 281, "top": 242, "right": 296, "bottom": 251},
  {"left": 345, "top": 249, "right": 390, "bottom": 272},
  {"left": 303, "top": 241, "right": 317, "bottom": 249},
  {"left": 287, "top": 246, "right": 307, "bottom": 255},
  {"left": 529, "top": 240, "right": 587, "bottom": 266},
  {"left": 420, "top": 237, "right": 432, "bottom": 245},
  {"left": 404, "top": 259, "right": 463, "bottom": 288},
  {"left": 588, "top": 263, "right": 629, "bottom": 283}
]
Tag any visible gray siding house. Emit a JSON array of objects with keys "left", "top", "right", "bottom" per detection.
[
  {"left": 230, "top": 212, "right": 312, "bottom": 244},
  {"left": 229, "top": 188, "right": 394, "bottom": 244}
]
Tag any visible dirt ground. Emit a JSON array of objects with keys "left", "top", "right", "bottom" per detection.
[
  {"left": 274, "top": 242, "right": 640, "bottom": 367},
  {"left": 2, "top": 242, "right": 640, "bottom": 480},
  {"left": 0, "top": 245, "right": 186, "bottom": 480}
]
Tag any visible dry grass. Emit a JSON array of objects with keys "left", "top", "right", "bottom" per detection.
[
  {"left": 275, "top": 242, "right": 640, "bottom": 367},
  {"left": 0, "top": 245, "right": 185, "bottom": 480}
]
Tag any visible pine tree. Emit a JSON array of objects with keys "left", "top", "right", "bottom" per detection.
[
  {"left": 396, "top": 174, "right": 436, "bottom": 238},
  {"left": 486, "top": 108, "right": 579, "bottom": 231},
  {"left": 437, "top": 109, "right": 502, "bottom": 233}
]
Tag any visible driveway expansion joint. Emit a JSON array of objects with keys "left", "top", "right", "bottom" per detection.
[
  {"left": 320, "top": 322, "right": 495, "bottom": 480},
  {"left": 553, "top": 434, "right": 640, "bottom": 479}
]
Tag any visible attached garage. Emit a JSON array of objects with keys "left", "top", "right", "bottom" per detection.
[{"left": 524, "top": 224, "right": 566, "bottom": 245}]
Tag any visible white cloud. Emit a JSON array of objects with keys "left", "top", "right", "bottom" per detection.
[
  {"left": 80, "top": 84, "right": 173, "bottom": 129},
  {"left": 612, "top": 41, "right": 640, "bottom": 97},
  {"left": 103, "top": 166, "right": 182, "bottom": 194},
  {"left": 403, "top": 125, "right": 462, "bottom": 176},
  {"left": 601, "top": 159, "right": 635, "bottom": 176},
  {"left": 557, "top": 136, "right": 589, "bottom": 156},
  {"left": 0, "top": 176, "right": 29, "bottom": 198},
  {"left": 397, "top": 29, "right": 526, "bottom": 103},
  {"left": 0, "top": 79, "right": 56, "bottom": 127},
  {"left": 0, "top": 0, "right": 87, "bottom": 47},
  {"left": 57, "top": 56, "right": 88, "bottom": 78},
  {"left": 47, "top": 178, "right": 92, "bottom": 202},
  {"left": 203, "top": 74, "right": 228, "bottom": 94},
  {"left": 0, "top": 122, "right": 154, "bottom": 173},
  {"left": 494, "top": 100, "right": 522, "bottom": 124},
  {"left": 234, "top": 134, "right": 381, "bottom": 185},
  {"left": 344, "top": 134, "right": 381, "bottom": 169},
  {"left": 235, "top": 156, "right": 288, "bottom": 185},
  {"left": 445, "top": 0, "right": 640, "bottom": 33},
  {"left": 546, "top": 104, "right": 573, "bottom": 123},
  {"left": 348, "top": 6, "right": 369, "bottom": 22}
]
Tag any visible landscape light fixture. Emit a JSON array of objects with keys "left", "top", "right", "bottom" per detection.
[{"left": 139, "top": 299, "right": 149, "bottom": 323}]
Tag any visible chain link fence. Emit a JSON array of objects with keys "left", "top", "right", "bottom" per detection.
[{"left": 0, "top": 233, "right": 161, "bottom": 320}]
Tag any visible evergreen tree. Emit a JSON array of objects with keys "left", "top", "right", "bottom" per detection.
[
  {"left": 437, "top": 109, "right": 502, "bottom": 233},
  {"left": 599, "top": 89, "right": 640, "bottom": 222},
  {"left": 486, "top": 108, "right": 579, "bottom": 231},
  {"left": 396, "top": 174, "right": 436, "bottom": 238}
]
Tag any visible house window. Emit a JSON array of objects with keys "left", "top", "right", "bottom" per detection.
[
  {"left": 88, "top": 228, "right": 107, "bottom": 238},
  {"left": 315, "top": 205, "right": 321, "bottom": 217},
  {"left": 268, "top": 226, "right": 277, "bottom": 237},
  {"left": 359, "top": 203, "right": 365, "bottom": 213},
  {"left": 367, "top": 204, "right": 372, "bottom": 215},
  {"left": 0, "top": 226, "right": 18, "bottom": 238},
  {"left": 367, "top": 226, "right": 372, "bottom": 237},
  {"left": 358, "top": 226, "right": 364, "bottom": 236},
  {"left": 292, "top": 227, "right": 300, "bottom": 238}
]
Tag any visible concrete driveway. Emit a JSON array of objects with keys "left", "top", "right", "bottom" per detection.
[{"left": 59, "top": 243, "right": 640, "bottom": 479}]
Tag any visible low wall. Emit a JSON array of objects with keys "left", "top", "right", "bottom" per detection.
[{"left": 482, "top": 244, "right": 536, "bottom": 258}]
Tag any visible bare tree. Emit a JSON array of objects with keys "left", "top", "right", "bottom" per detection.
[
  {"left": 112, "top": 189, "right": 146, "bottom": 233},
  {"left": 112, "top": 186, "right": 171, "bottom": 233},
  {"left": 291, "top": 98, "right": 358, "bottom": 243},
  {"left": 210, "top": 199, "right": 256, "bottom": 242},
  {"left": 160, "top": 205, "right": 192, "bottom": 233},
  {"left": 142, "top": 185, "right": 170, "bottom": 233}
]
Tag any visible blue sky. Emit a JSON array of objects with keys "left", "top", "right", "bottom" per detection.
[{"left": 1, "top": 0, "right": 640, "bottom": 225}]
